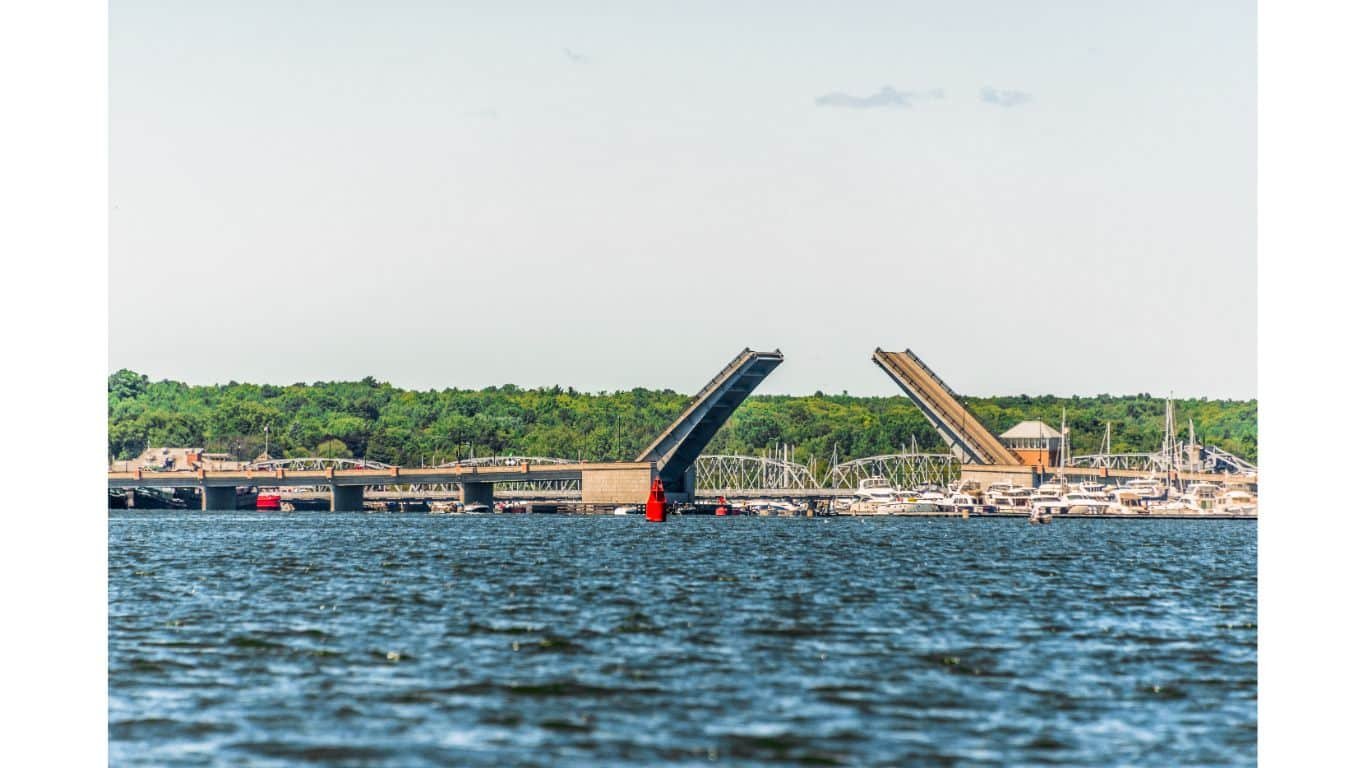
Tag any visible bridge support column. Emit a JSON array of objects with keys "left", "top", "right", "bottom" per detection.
[
  {"left": 202, "top": 486, "right": 236, "bottom": 511},
  {"left": 460, "top": 482, "right": 494, "bottom": 509},
  {"left": 331, "top": 485, "right": 364, "bottom": 512}
]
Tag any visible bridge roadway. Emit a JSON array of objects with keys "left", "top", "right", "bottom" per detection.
[
  {"left": 108, "top": 462, "right": 654, "bottom": 511},
  {"left": 873, "top": 348, "right": 1021, "bottom": 466},
  {"left": 636, "top": 348, "right": 785, "bottom": 500}
]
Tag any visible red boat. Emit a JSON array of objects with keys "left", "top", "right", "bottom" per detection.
[{"left": 255, "top": 493, "right": 282, "bottom": 511}]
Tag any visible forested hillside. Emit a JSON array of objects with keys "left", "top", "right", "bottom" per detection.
[{"left": 108, "top": 370, "right": 1258, "bottom": 472}]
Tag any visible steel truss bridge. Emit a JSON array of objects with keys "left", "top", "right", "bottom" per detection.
[
  {"left": 694, "top": 455, "right": 821, "bottom": 495},
  {"left": 1068, "top": 444, "right": 1258, "bottom": 478},
  {"left": 825, "top": 452, "right": 959, "bottom": 490},
  {"left": 692, "top": 452, "right": 960, "bottom": 496},
  {"left": 243, "top": 452, "right": 963, "bottom": 497}
]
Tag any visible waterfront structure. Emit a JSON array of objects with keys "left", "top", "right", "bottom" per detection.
[
  {"left": 999, "top": 421, "right": 1064, "bottom": 470},
  {"left": 108, "top": 345, "right": 1256, "bottom": 510}
]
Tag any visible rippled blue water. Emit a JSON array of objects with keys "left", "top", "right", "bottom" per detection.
[{"left": 109, "top": 513, "right": 1256, "bottom": 766}]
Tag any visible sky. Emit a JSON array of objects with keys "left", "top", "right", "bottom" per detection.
[{"left": 110, "top": 1, "right": 1256, "bottom": 399}]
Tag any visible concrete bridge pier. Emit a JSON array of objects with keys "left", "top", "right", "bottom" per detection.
[
  {"left": 331, "top": 485, "right": 364, "bottom": 512},
  {"left": 461, "top": 482, "right": 494, "bottom": 509},
  {"left": 202, "top": 486, "right": 236, "bottom": 511}
]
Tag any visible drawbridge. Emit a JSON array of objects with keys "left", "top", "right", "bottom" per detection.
[
  {"left": 872, "top": 348, "right": 1021, "bottom": 465},
  {"left": 636, "top": 348, "right": 784, "bottom": 497}
]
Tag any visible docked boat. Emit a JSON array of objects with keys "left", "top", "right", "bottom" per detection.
[
  {"left": 1062, "top": 491, "right": 1114, "bottom": 515},
  {"left": 1030, "top": 494, "right": 1070, "bottom": 518},
  {"left": 944, "top": 492, "right": 980, "bottom": 513},
  {"left": 854, "top": 477, "right": 898, "bottom": 503},
  {"left": 1216, "top": 489, "right": 1258, "bottom": 516},
  {"left": 986, "top": 485, "right": 1034, "bottom": 510},
  {"left": 849, "top": 477, "right": 908, "bottom": 514},
  {"left": 1109, "top": 488, "right": 1148, "bottom": 515},
  {"left": 1121, "top": 478, "right": 1168, "bottom": 501},
  {"left": 613, "top": 505, "right": 641, "bottom": 516},
  {"left": 118, "top": 487, "right": 188, "bottom": 510},
  {"left": 1179, "top": 482, "right": 1222, "bottom": 512},
  {"left": 1035, "top": 481, "right": 1070, "bottom": 497},
  {"left": 1148, "top": 497, "right": 1198, "bottom": 515},
  {"left": 915, "top": 490, "right": 948, "bottom": 506}
]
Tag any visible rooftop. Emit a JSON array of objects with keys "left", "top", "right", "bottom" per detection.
[{"left": 999, "top": 421, "right": 1064, "bottom": 440}]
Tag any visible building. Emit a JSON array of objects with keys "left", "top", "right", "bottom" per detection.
[
  {"left": 999, "top": 421, "right": 1064, "bottom": 469},
  {"left": 109, "top": 447, "right": 245, "bottom": 473}
]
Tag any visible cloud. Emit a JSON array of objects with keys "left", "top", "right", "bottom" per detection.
[
  {"left": 980, "top": 87, "right": 1032, "bottom": 107},
  {"left": 815, "top": 85, "right": 944, "bottom": 109},
  {"left": 564, "top": 48, "right": 590, "bottom": 64}
]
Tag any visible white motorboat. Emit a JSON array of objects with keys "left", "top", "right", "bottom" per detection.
[
  {"left": 1109, "top": 489, "right": 1147, "bottom": 515},
  {"left": 1030, "top": 494, "right": 1070, "bottom": 517},
  {"left": 1036, "top": 481, "right": 1070, "bottom": 497},
  {"left": 1122, "top": 478, "right": 1168, "bottom": 501},
  {"left": 1216, "top": 489, "right": 1258, "bottom": 515},
  {"left": 1178, "top": 482, "right": 1222, "bottom": 513},
  {"left": 1062, "top": 491, "right": 1116, "bottom": 515},
  {"left": 987, "top": 485, "right": 1034, "bottom": 510},
  {"left": 850, "top": 477, "right": 906, "bottom": 514},
  {"left": 854, "top": 477, "right": 899, "bottom": 503}
]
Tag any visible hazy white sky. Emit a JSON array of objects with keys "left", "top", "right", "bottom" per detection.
[{"left": 110, "top": 1, "right": 1256, "bottom": 399}]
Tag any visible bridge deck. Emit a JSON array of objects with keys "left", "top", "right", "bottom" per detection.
[
  {"left": 874, "top": 348, "right": 1020, "bottom": 465},
  {"left": 635, "top": 348, "right": 784, "bottom": 493},
  {"left": 107, "top": 462, "right": 651, "bottom": 489}
]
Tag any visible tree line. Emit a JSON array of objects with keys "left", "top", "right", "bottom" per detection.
[{"left": 108, "top": 369, "right": 1258, "bottom": 474}]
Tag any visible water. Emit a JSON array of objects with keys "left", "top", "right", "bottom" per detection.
[{"left": 109, "top": 513, "right": 1257, "bottom": 766}]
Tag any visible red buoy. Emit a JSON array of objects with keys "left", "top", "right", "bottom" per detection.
[
  {"left": 645, "top": 477, "right": 668, "bottom": 523},
  {"left": 715, "top": 496, "right": 729, "bottom": 516}
]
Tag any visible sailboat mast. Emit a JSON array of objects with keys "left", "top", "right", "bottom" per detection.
[{"left": 1189, "top": 418, "right": 1197, "bottom": 473}]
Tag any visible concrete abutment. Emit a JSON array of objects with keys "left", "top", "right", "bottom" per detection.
[
  {"left": 331, "top": 485, "right": 365, "bottom": 512},
  {"left": 202, "top": 486, "right": 237, "bottom": 511}
]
